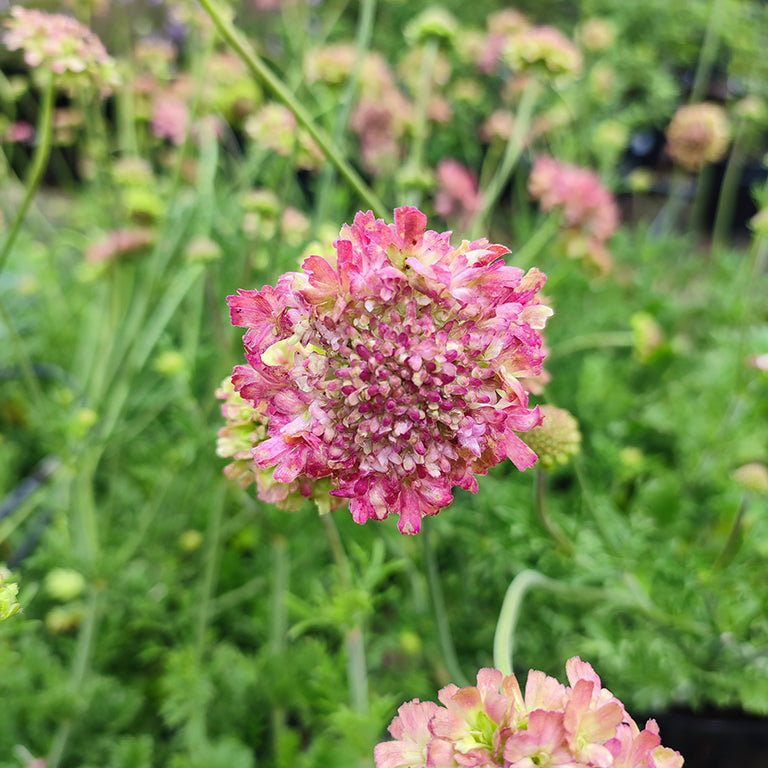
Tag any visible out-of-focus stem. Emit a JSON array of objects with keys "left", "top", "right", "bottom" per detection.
[
  {"left": 689, "top": 0, "right": 727, "bottom": 104},
  {"left": 320, "top": 515, "right": 370, "bottom": 714},
  {"left": 712, "top": 118, "right": 747, "bottom": 249},
  {"left": 197, "top": 0, "right": 387, "bottom": 219},
  {"left": 0, "top": 78, "right": 54, "bottom": 276},
  {"left": 422, "top": 522, "right": 467, "bottom": 686},
  {"left": 471, "top": 77, "right": 540, "bottom": 239},
  {"left": 402, "top": 38, "right": 439, "bottom": 208},
  {"left": 535, "top": 469, "right": 573, "bottom": 553},
  {"left": 314, "top": 0, "right": 378, "bottom": 227}
]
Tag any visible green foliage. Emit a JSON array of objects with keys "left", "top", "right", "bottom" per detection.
[{"left": 1, "top": 0, "right": 768, "bottom": 766}]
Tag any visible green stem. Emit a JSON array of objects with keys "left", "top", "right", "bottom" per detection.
[
  {"left": 313, "top": 0, "right": 378, "bottom": 227},
  {"left": 689, "top": 0, "right": 727, "bottom": 104},
  {"left": 535, "top": 469, "right": 573, "bottom": 553},
  {"left": 0, "top": 78, "right": 54, "bottom": 277},
  {"left": 493, "top": 569, "right": 612, "bottom": 676},
  {"left": 714, "top": 493, "right": 748, "bottom": 570},
  {"left": 401, "top": 39, "right": 439, "bottom": 208},
  {"left": 269, "top": 536, "right": 289, "bottom": 762},
  {"left": 320, "top": 515, "right": 370, "bottom": 714},
  {"left": 47, "top": 588, "right": 101, "bottom": 768},
  {"left": 551, "top": 331, "right": 633, "bottom": 358},
  {"left": 711, "top": 118, "right": 746, "bottom": 248},
  {"left": 422, "top": 521, "right": 467, "bottom": 685},
  {"left": 471, "top": 78, "right": 540, "bottom": 239},
  {"left": 197, "top": 0, "right": 387, "bottom": 218},
  {"left": 511, "top": 213, "right": 560, "bottom": 270}
]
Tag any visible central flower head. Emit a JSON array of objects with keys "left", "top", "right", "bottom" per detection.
[{"left": 228, "top": 206, "right": 551, "bottom": 534}]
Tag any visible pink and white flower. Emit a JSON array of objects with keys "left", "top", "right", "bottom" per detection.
[
  {"left": 375, "top": 658, "right": 684, "bottom": 768},
  {"left": 226, "top": 207, "right": 551, "bottom": 533}
]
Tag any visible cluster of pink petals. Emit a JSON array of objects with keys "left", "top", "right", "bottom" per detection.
[
  {"left": 227, "top": 206, "right": 551, "bottom": 534},
  {"left": 375, "top": 658, "right": 684, "bottom": 768},
  {"left": 85, "top": 228, "right": 155, "bottom": 263},
  {"left": 350, "top": 55, "right": 412, "bottom": 175},
  {"left": 151, "top": 96, "right": 190, "bottom": 146},
  {"left": 529, "top": 156, "right": 619, "bottom": 273},
  {"left": 434, "top": 160, "right": 482, "bottom": 230},
  {"left": 3, "top": 6, "right": 119, "bottom": 96}
]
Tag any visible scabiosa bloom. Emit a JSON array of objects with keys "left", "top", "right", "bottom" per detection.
[
  {"left": 3, "top": 6, "right": 119, "bottom": 97},
  {"left": 434, "top": 159, "right": 482, "bottom": 230},
  {"left": 150, "top": 95, "right": 190, "bottom": 146},
  {"left": 227, "top": 207, "right": 551, "bottom": 534},
  {"left": 665, "top": 103, "right": 730, "bottom": 172},
  {"left": 504, "top": 25, "right": 583, "bottom": 78},
  {"left": 375, "top": 658, "right": 684, "bottom": 768},
  {"left": 529, "top": 155, "right": 619, "bottom": 274}
]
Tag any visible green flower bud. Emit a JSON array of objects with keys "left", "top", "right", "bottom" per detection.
[
  {"left": 404, "top": 7, "right": 458, "bottom": 47},
  {"left": 733, "top": 463, "right": 768, "bottom": 495},
  {"left": 524, "top": 405, "right": 582, "bottom": 470},
  {"left": 45, "top": 568, "right": 86, "bottom": 602}
]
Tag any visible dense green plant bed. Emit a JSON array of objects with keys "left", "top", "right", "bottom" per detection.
[{"left": 1, "top": 1, "right": 767, "bottom": 767}]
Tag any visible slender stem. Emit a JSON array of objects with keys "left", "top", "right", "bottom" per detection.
[
  {"left": 712, "top": 118, "right": 746, "bottom": 248},
  {"left": 511, "top": 213, "right": 560, "bottom": 270},
  {"left": 47, "top": 588, "right": 101, "bottom": 768},
  {"left": 493, "top": 569, "right": 551, "bottom": 676},
  {"left": 313, "top": 0, "right": 377, "bottom": 226},
  {"left": 650, "top": 171, "right": 692, "bottom": 236},
  {"left": 714, "top": 493, "right": 748, "bottom": 570},
  {"left": 0, "top": 78, "right": 55, "bottom": 277},
  {"left": 471, "top": 78, "right": 540, "bottom": 238},
  {"left": 551, "top": 331, "right": 633, "bottom": 358},
  {"left": 197, "top": 0, "right": 387, "bottom": 219},
  {"left": 422, "top": 522, "right": 467, "bottom": 686},
  {"left": 689, "top": 0, "right": 727, "bottom": 104},
  {"left": 320, "top": 515, "right": 370, "bottom": 714},
  {"left": 270, "top": 536, "right": 289, "bottom": 762},
  {"left": 401, "top": 39, "right": 439, "bottom": 208},
  {"left": 535, "top": 469, "right": 573, "bottom": 553}
]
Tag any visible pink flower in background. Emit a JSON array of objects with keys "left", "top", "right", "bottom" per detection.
[
  {"left": 375, "top": 658, "right": 684, "bottom": 768},
  {"left": 434, "top": 159, "right": 482, "bottom": 230},
  {"left": 151, "top": 96, "right": 190, "bottom": 145},
  {"left": 85, "top": 228, "right": 155, "bottom": 263},
  {"left": 529, "top": 156, "right": 619, "bottom": 274},
  {"left": 3, "top": 121, "right": 34, "bottom": 143},
  {"left": 227, "top": 207, "right": 551, "bottom": 534},
  {"left": 3, "top": 6, "right": 119, "bottom": 96}
]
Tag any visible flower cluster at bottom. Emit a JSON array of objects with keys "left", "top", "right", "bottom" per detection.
[{"left": 375, "top": 658, "right": 683, "bottom": 768}]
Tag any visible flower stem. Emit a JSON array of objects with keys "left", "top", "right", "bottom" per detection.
[
  {"left": 689, "top": 0, "right": 727, "bottom": 104},
  {"left": 511, "top": 212, "right": 560, "bottom": 270},
  {"left": 313, "top": 0, "right": 377, "bottom": 227},
  {"left": 535, "top": 469, "right": 573, "bottom": 554},
  {"left": 196, "top": 0, "right": 387, "bottom": 219},
  {"left": 401, "top": 38, "right": 439, "bottom": 208},
  {"left": 471, "top": 77, "right": 540, "bottom": 239},
  {"left": 422, "top": 521, "right": 467, "bottom": 686},
  {"left": 320, "top": 514, "right": 369, "bottom": 714},
  {"left": 711, "top": 117, "right": 747, "bottom": 249},
  {"left": 0, "top": 77, "right": 54, "bottom": 277},
  {"left": 551, "top": 331, "right": 634, "bottom": 358}
]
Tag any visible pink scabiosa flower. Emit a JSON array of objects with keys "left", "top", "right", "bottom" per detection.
[
  {"left": 529, "top": 155, "right": 619, "bottom": 274},
  {"left": 150, "top": 96, "right": 190, "bottom": 146},
  {"left": 434, "top": 159, "right": 482, "bottom": 230},
  {"left": 227, "top": 207, "right": 551, "bottom": 534},
  {"left": 375, "top": 658, "right": 684, "bottom": 768},
  {"left": 3, "top": 6, "right": 119, "bottom": 97}
]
